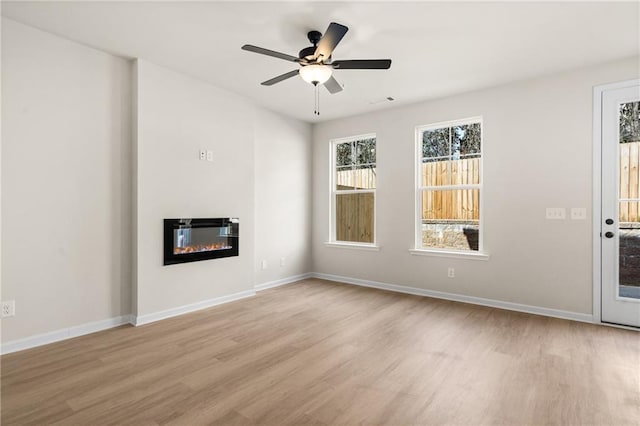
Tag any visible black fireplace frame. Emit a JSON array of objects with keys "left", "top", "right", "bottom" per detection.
[{"left": 163, "top": 218, "right": 239, "bottom": 265}]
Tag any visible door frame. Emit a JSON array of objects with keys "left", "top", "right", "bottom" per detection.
[{"left": 593, "top": 79, "right": 640, "bottom": 326}]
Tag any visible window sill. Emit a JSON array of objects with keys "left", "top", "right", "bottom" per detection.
[
  {"left": 409, "top": 249, "right": 489, "bottom": 260},
  {"left": 325, "top": 242, "right": 380, "bottom": 251}
]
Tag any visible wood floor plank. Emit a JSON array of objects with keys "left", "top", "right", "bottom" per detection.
[{"left": 2, "top": 278, "right": 639, "bottom": 425}]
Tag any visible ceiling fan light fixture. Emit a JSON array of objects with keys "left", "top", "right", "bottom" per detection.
[{"left": 299, "top": 64, "right": 332, "bottom": 85}]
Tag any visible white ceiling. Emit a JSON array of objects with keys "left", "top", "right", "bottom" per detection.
[{"left": 2, "top": 1, "right": 639, "bottom": 123}]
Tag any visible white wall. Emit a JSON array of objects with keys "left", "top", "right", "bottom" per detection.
[
  {"left": 134, "top": 59, "right": 312, "bottom": 318},
  {"left": 1, "top": 13, "right": 5, "bottom": 346},
  {"left": 134, "top": 59, "right": 255, "bottom": 317},
  {"left": 312, "top": 57, "right": 640, "bottom": 315},
  {"left": 1, "top": 19, "right": 132, "bottom": 341},
  {"left": 1, "top": 21, "right": 312, "bottom": 344},
  {"left": 254, "top": 108, "right": 312, "bottom": 283}
]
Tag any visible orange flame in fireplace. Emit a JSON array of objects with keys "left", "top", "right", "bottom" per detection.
[{"left": 174, "top": 243, "right": 231, "bottom": 255}]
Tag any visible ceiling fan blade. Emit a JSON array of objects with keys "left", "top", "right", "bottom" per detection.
[
  {"left": 332, "top": 59, "right": 392, "bottom": 70},
  {"left": 242, "top": 44, "right": 300, "bottom": 63},
  {"left": 261, "top": 70, "right": 300, "bottom": 86},
  {"left": 323, "top": 75, "right": 343, "bottom": 94},
  {"left": 314, "top": 22, "right": 349, "bottom": 61}
]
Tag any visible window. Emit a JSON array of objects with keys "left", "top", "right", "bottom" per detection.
[
  {"left": 416, "top": 118, "right": 482, "bottom": 252},
  {"left": 330, "top": 134, "right": 376, "bottom": 245}
]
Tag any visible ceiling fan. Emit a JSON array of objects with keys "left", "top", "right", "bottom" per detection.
[{"left": 241, "top": 22, "right": 391, "bottom": 114}]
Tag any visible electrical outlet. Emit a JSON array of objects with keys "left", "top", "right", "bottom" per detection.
[
  {"left": 447, "top": 268, "right": 455, "bottom": 278},
  {"left": 199, "top": 150, "right": 206, "bottom": 161},
  {"left": 261, "top": 260, "right": 268, "bottom": 270},
  {"left": 206, "top": 150, "right": 213, "bottom": 162},
  {"left": 546, "top": 207, "right": 566, "bottom": 220},
  {"left": 280, "top": 257, "right": 286, "bottom": 267},
  {"left": 2, "top": 300, "right": 15, "bottom": 317}
]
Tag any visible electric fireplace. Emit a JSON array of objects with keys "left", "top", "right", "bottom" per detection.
[{"left": 164, "top": 218, "right": 239, "bottom": 265}]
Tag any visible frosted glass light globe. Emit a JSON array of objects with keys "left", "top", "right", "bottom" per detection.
[{"left": 299, "top": 64, "right": 332, "bottom": 84}]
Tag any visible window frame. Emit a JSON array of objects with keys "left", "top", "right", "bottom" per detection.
[
  {"left": 414, "top": 117, "right": 486, "bottom": 257},
  {"left": 329, "top": 133, "right": 378, "bottom": 248}
]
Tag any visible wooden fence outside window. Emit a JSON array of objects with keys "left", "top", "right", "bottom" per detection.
[{"left": 335, "top": 157, "right": 481, "bottom": 225}]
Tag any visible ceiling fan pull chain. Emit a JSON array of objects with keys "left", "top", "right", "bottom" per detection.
[{"left": 313, "top": 82, "right": 320, "bottom": 116}]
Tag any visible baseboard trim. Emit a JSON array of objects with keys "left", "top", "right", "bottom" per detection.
[
  {"left": 311, "top": 272, "right": 594, "bottom": 324},
  {"left": 1, "top": 272, "right": 596, "bottom": 355},
  {"left": 132, "top": 289, "right": 256, "bottom": 326},
  {"left": 254, "top": 273, "right": 313, "bottom": 292},
  {"left": 1, "top": 315, "right": 133, "bottom": 355}
]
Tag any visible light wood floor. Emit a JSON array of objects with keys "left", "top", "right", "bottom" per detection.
[{"left": 2, "top": 279, "right": 639, "bottom": 425}]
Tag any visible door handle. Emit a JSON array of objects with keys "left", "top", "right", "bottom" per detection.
[
  {"left": 605, "top": 231, "right": 615, "bottom": 238},
  {"left": 605, "top": 218, "right": 614, "bottom": 225}
]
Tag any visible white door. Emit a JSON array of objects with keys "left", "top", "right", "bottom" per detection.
[{"left": 601, "top": 82, "right": 640, "bottom": 328}]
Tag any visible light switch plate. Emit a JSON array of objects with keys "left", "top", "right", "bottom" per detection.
[
  {"left": 571, "top": 207, "right": 587, "bottom": 220},
  {"left": 546, "top": 207, "right": 566, "bottom": 220},
  {"left": 199, "top": 150, "right": 206, "bottom": 161}
]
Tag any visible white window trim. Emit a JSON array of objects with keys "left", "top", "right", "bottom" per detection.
[
  {"left": 409, "top": 248, "right": 489, "bottom": 260},
  {"left": 414, "top": 117, "right": 487, "bottom": 257},
  {"left": 328, "top": 133, "right": 378, "bottom": 246},
  {"left": 325, "top": 242, "right": 380, "bottom": 251}
]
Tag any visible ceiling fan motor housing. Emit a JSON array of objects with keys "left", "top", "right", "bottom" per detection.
[
  {"left": 299, "top": 30, "right": 324, "bottom": 62},
  {"left": 299, "top": 46, "right": 316, "bottom": 61},
  {"left": 307, "top": 30, "right": 322, "bottom": 45}
]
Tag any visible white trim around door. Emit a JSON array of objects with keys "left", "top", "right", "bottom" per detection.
[{"left": 593, "top": 78, "right": 640, "bottom": 328}]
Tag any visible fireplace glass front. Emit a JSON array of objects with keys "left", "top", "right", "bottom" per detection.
[{"left": 164, "top": 218, "right": 239, "bottom": 265}]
